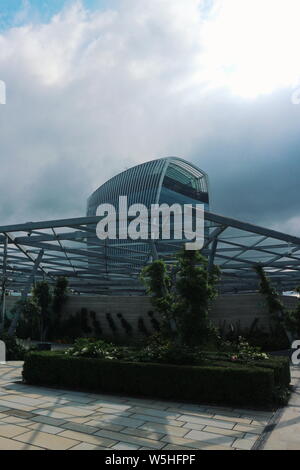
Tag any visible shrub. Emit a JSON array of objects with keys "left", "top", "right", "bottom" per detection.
[
  {"left": 220, "top": 319, "right": 290, "bottom": 352},
  {"left": 141, "top": 250, "right": 220, "bottom": 346},
  {"left": 64, "top": 335, "right": 204, "bottom": 365},
  {"left": 220, "top": 338, "right": 270, "bottom": 361},
  {"left": 201, "top": 351, "right": 290, "bottom": 390},
  {"left": 11, "top": 299, "right": 40, "bottom": 340},
  {"left": 254, "top": 265, "right": 290, "bottom": 344},
  {"left": 147, "top": 311, "right": 160, "bottom": 332},
  {"left": 285, "top": 302, "right": 300, "bottom": 338},
  {"left": 0, "top": 333, "right": 26, "bottom": 360},
  {"left": 9, "top": 277, "right": 69, "bottom": 341},
  {"left": 62, "top": 335, "right": 290, "bottom": 399},
  {"left": 66, "top": 338, "right": 122, "bottom": 360},
  {"left": 22, "top": 351, "right": 287, "bottom": 408}
]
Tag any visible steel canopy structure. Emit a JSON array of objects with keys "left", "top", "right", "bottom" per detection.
[{"left": 0, "top": 210, "right": 300, "bottom": 297}]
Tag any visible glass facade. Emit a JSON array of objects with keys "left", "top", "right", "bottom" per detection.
[
  {"left": 87, "top": 157, "right": 209, "bottom": 215},
  {"left": 86, "top": 157, "right": 210, "bottom": 292}
]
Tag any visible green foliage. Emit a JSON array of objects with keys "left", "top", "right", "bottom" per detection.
[
  {"left": 147, "top": 311, "right": 161, "bottom": 332},
  {"left": 175, "top": 250, "right": 220, "bottom": 346},
  {"left": 12, "top": 299, "right": 40, "bottom": 340},
  {"left": 32, "top": 281, "right": 52, "bottom": 341},
  {"left": 141, "top": 249, "right": 220, "bottom": 347},
  {"left": 141, "top": 260, "right": 173, "bottom": 337},
  {"left": 50, "top": 277, "right": 69, "bottom": 335},
  {"left": 23, "top": 350, "right": 289, "bottom": 408},
  {"left": 254, "top": 266, "right": 285, "bottom": 314},
  {"left": 220, "top": 319, "right": 290, "bottom": 352},
  {"left": 52, "top": 277, "right": 69, "bottom": 316},
  {"left": 63, "top": 334, "right": 273, "bottom": 367},
  {"left": 0, "top": 333, "right": 26, "bottom": 360},
  {"left": 254, "top": 265, "right": 290, "bottom": 344},
  {"left": 66, "top": 338, "right": 122, "bottom": 360},
  {"left": 9, "top": 279, "right": 109, "bottom": 344},
  {"left": 284, "top": 300, "right": 300, "bottom": 338},
  {"left": 64, "top": 335, "right": 202, "bottom": 365},
  {"left": 10, "top": 277, "right": 69, "bottom": 342},
  {"left": 228, "top": 339, "right": 269, "bottom": 362},
  {"left": 51, "top": 308, "right": 94, "bottom": 343},
  {"left": 128, "top": 334, "right": 204, "bottom": 365}
]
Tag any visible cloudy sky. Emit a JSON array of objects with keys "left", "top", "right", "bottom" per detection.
[{"left": 0, "top": 0, "right": 300, "bottom": 234}]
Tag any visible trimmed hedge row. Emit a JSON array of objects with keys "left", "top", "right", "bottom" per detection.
[
  {"left": 22, "top": 352, "right": 290, "bottom": 408},
  {"left": 201, "top": 353, "right": 291, "bottom": 388}
]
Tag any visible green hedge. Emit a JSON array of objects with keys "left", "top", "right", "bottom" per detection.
[
  {"left": 201, "top": 353, "right": 291, "bottom": 388},
  {"left": 256, "top": 356, "right": 290, "bottom": 388},
  {"left": 22, "top": 352, "right": 290, "bottom": 408}
]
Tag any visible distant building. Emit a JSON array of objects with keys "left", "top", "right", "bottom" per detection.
[
  {"left": 87, "top": 157, "right": 209, "bottom": 215},
  {"left": 86, "top": 157, "right": 210, "bottom": 293}
]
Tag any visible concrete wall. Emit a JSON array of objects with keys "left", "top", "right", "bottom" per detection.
[{"left": 4, "top": 293, "right": 298, "bottom": 339}]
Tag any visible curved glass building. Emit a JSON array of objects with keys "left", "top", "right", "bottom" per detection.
[
  {"left": 87, "top": 157, "right": 209, "bottom": 216},
  {"left": 86, "top": 157, "right": 210, "bottom": 293}
]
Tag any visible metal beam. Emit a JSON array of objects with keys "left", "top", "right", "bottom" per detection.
[
  {"left": 0, "top": 236, "right": 8, "bottom": 332},
  {"left": 8, "top": 249, "right": 44, "bottom": 336}
]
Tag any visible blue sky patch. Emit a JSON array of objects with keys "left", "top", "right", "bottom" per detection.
[{"left": 0, "top": 0, "right": 117, "bottom": 31}]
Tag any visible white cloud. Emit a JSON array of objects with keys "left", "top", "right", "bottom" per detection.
[
  {"left": 0, "top": 0, "right": 299, "bottom": 231},
  {"left": 0, "top": 0, "right": 210, "bottom": 224},
  {"left": 199, "top": 0, "right": 300, "bottom": 98}
]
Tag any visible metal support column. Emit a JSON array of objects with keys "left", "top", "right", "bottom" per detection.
[
  {"left": 8, "top": 249, "right": 44, "bottom": 336},
  {"left": 0, "top": 236, "right": 8, "bottom": 332}
]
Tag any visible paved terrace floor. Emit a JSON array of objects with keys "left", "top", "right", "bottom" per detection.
[
  {"left": 262, "top": 366, "right": 300, "bottom": 450},
  {"left": 0, "top": 362, "right": 276, "bottom": 450}
]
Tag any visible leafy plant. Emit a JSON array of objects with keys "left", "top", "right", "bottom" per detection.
[
  {"left": 66, "top": 338, "right": 122, "bottom": 360},
  {"left": 64, "top": 335, "right": 204, "bottom": 365},
  {"left": 231, "top": 338, "right": 269, "bottom": 362},
  {"left": 24, "top": 350, "right": 289, "bottom": 408},
  {"left": 254, "top": 265, "right": 291, "bottom": 344},
  {"left": 0, "top": 332, "right": 26, "bottom": 360},
  {"left": 50, "top": 277, "right": 69, "bottom": 334},
  {"left": 254, "top": 266, "right": 285, "bottom": 315},
  {"left": 9, "top": 277, "right": 69, "bottom": 342},
  {"left": 11, "top": 299, "right": 40, "bottom": 340},
  {"left": 141, "top": 249, "right": 220, "bottom": 347},
  {"left": 32, "top": 281, "right": 52, "bottom": 342},
  {"left": 147, "top": 311, "right": 160, "bottom": 332},
  {"left": 130, "top": 334, "right": 204, "bottom": 365}
]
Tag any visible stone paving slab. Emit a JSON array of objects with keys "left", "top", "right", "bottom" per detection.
[
  {"left": 15, "top": 430, "right": 79, "bottom": 450},
  {"left": 0, "top": 362, "right": 276, "bottom": 450},
  {"left": 262, "top": 366, "right": 300, "bottom": 450}
]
